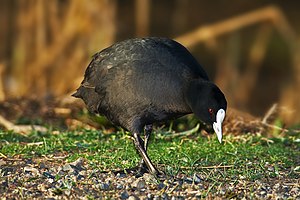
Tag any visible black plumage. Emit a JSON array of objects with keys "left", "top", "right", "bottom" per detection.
[{"left": 73, "top": 37, "right": 227, "bottom": 175}]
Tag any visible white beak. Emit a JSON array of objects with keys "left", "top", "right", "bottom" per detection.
[{"left": 213, "top": 109, "right": 225, "bottom": 143}]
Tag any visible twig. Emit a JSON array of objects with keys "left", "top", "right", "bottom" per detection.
[
  {"left": 0, "top": 114, "right": 47, "bottom": 134},
  {"left": 162, "top": 124, "right": 200, "bottom": 139},
  {"left": 262, "top": 104, "right": 278, "bottom": 124},
  {"left": 0, "top": 63, "right": 5, "bottom": 101},
  {"left": 180, "top": 165, "right": 234, "bottom": 169},
  {"left": 26, "top": 142, "right": 44, "bottom": 146},
  {"left": 260, "top": 122, "right": 300, "bottom": 133},
  {"left": 0, "top": 152, "right": 7, "bottom": 158},
  {"left": 175, "top": 5, "right": 296, "bottom": 48},
  {"left": 260, "top": 104, "right": 300, "bottom": 133}
]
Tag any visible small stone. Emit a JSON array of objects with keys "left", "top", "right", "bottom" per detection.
[
  {"left": 157, "top": 182, "right": 165, "bottom": 190},
  {"left": 1, "top": 180, "right": 8, "bottom": 188},
  {"left": 24, "top": 166, "right": 40, "bottom": 176},
  {"left": 128, "top": 195, "right": 139, "bottom": 200},
  {"left": 116, "top": 173, "right": 127, "bottom": 178},
  {"left": 161, "top": 193, "right": 168, "bottom": 199},
  {"left": 64, "top": 189, "right": 71, "bottom": 196},
  {"left": 260, "top": 190, "right": 266, "bottom": 195},
  {"left": 62, "top": 164, "right": 73, "bottom": 172},
  {"left": 120, "top": 191, "right": 129, "bottom": 199},
  {"left": 25, "top": 159, "right": 33, "bottom": 165},
  {"left": 45, "top": 198, "right": 56, "bottom": 200},
  {"left": 0, "top": 160, "right": 6, "bottom": 166},
  {"left": 132, "top": 178, "right": 146, "bottom": 190},
  {"left": 143, "top": 173, "right": 158, "bottom": 184},
  {"left": 48, "top": 178, "right": 54, "bottom": 183},
  {"left": 161, "top": 192, "right": 169, "bottom": 200},
  {"left": 37, "top": 183, "right": 47, "bottom": 192},
  {"left": 184, "top": 177, "right": 193, "bottom": 184},
  {"left": 43, "top": 172, "right": 55, "bottom": 179},
  {"left": 125, "top": 184, "right": 131, "bottom": 190},
  {"left": 177, "top": 196, "right": 185, "bottom": 200},
  {"left": 79, "top": 170, "right": 87, "bottom": 176},
  {"left": 193, "top": 174, "right": 201, "bottom": 184},
  {"left": 58, "top": 170, "right": 65, "bottom": 176},
  {"left": 175, "top": 179, "right": 183, "bottom": 186},
  {"left": 70, "top": 158, "right": 85, "bottom": 171},
  {"left": 72, "top": 169, "right": 79, "bottom": 176},
  {"left": 147, "top": 193, "right": 153, "bottom": 199},
  {"left": 99, "top": 183, "right": 110, "bottom": 190},
  {"left": 267, "top": 166, "right": 274, "bottom": 172},
  {"left": 39, "top": 162, "right": 47, "bottom": 169},
  {"left": 290, "top": 187, "right": 299, "bottom": 195},
  {"left": 2, "top": 167, "right": 13, "bottom": 176},
  {"left": 76, "top": 174, "right": 85, "bottom": 181},
  {"left": 153, "top": 195, "right": 160, "bottom": 200},
  {"left": 116, "top": 184, "right": 123, "bottom": 190}
]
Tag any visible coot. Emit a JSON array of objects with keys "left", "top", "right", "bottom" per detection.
[{"left": 73, "top": 37, "right": 227, "bottom": 175}]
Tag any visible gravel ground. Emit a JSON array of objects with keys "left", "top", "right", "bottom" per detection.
[{"left": 1, "top": 156, "right": 299, "bottom": 199}]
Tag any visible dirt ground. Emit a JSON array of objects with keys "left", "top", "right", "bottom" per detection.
[{"left": 1, "top": 155, "right": 299, "bottom": 199}]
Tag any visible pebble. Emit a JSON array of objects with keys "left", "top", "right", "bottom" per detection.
[
  {"left": 128, "top": 195, "right": 139, "bottom": 200},
  {"left": 24, "top": 166, "right": 40, "bottom": 176},
  {"left": 132, "top": 178, "right": 146, "bottom": 190},
  {"left": 147, "top": 193, "right": 153, "bottom": 199},
  {"left": 158, "top": 182, "right": 165, "bottom": 190},
  {"left": 43, "top": 171, "right": 55, "bottom": 179},
  {"left": 290, "top": 187, "right": 299, "bottom": 195},
  {"left": 171, "top": 196, "right": 185, "bottom": 200},
  {"left": 39, "top": 162, "right": 47, "bottom": 169},
  {"left": 120, "top": 191, "right": 129, "bottom": 199},
  {"left": 192, "top": 174, "right": 201, "bottom": 184},
  {"left": 0, "top": 160, "right": 7, "bottom": 166},
  {"left": 184, "top": 177, "right": 193, "bottom": 184},
  {"left": 143, "top": 173, "right": 158, "bottom": 184},
  {"left": 267, "top": 166, "right": 274, "bottom": 172},
  {"left": 116, "top": 184, "right": 123, "bottom": 190},
  {"left": 70, "top": 157, "right": 85, "bottom": 170},
  {"left": 64, "top": 189, "right": 71, "bottom": 196},
  {"left": 153, "top": 195, "right": 160, "bottom": 200},
  {"left": 79, "top": 170, "right": 87, "bottom": 176},
  {"left": 260, "top": 190, "right": 266, "bottom": 195},
  {"left": 76, "top": 174, "right": 85, "bottom": 181},
  {"left": 116, "top": 173, "right": 127, "bottom": 178},
  {"left": 1, "top": 180, "right": 8, "bottom": 188},
  {"left": 161, "top": 193, "right": 169, "bottom": 199},
  {"left": 62, "top": 164, "right": 73, "bottom": 172},
  {"left": 99, "top": 183, "right": 110, "bottom": 190}
]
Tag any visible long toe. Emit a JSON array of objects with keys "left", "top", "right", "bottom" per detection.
[
  {"left": 138, "top": 162, "right": 160, "bottom": 177},
  {"left": 111, "top": 165, "right": 151, "bottom": 177}
]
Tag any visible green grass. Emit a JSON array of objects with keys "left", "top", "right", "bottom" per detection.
[{"left": 0, "top": 128, "right": 299, "bottom": 181}]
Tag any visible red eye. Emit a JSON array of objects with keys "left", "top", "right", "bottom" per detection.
[{"left": 208, "top": 108, "right": 213, "bottom": 114}]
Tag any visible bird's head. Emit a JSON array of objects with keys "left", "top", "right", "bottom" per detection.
[{"left": 186, "top": 80, "right": 227, "bottom": 143}]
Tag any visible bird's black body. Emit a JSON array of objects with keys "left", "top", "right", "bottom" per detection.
[{"left": 73, "top": 37, "right": 227, "bottom": 175}]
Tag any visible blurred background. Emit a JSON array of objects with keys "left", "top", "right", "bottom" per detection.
[{"left": 0, "top": 0, "right": 299, "bottom": 126}]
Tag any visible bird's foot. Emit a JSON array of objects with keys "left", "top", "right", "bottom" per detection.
[
  {"left": 112, "top": 165, "right": 149, "bottom": 177},
  {"left": 112, "top": 164, "right": 164, "bottom": 178}
]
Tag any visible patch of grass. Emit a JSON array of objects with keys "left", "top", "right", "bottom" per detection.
[{"left": 0, "top": 128, "right": 299, "bottom": 181}]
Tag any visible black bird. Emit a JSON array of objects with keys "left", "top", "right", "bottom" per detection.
[{"left": 73, "top": 37, "right": 227, "bottom": 175}]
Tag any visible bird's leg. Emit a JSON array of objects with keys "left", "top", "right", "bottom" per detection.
[
  {"left": 132, "top": 132, "right": 158, "bottom": 175},
  {"left": 138, "top": 125, "right": 153, "bottom": 173},
  {"left": 144, "top": 124, "right": 152, "bottom": 151}
]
